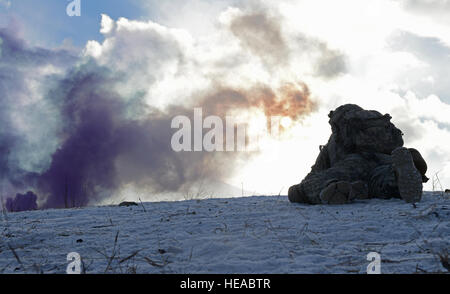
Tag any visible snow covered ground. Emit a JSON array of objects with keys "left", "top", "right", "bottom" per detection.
[{"left": 0, "top": 192, "right": 449, "bottom": 274}]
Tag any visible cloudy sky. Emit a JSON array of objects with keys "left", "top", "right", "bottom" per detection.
[{"left": 1, "top": 0, "right": 450, "bottom": 206}]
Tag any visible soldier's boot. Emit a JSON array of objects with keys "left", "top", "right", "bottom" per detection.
[
  {"left": 319, "top": 180, "right": 369, "bottom": 204},
  {"left": 289, "top": 171, "right": 329, "bottom": 204},
  {"left": 288, "top": 184, "right": 308, "bottom": 204},
  {"left": 391, "top": 147, "right": 423, "bottom": 203},
  {"left": 409, "top": 148, "right": 429, "bottom": 183}
]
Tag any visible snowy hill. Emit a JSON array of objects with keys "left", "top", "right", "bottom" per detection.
[{"left": 0, "top": 192, "right": 449, "bottom": 274}]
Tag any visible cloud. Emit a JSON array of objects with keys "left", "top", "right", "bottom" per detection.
[
  {"left": 227, "top": 9, "right": 291, "bottom": 68},
  {"left": 136, "top": 0, "right": 239, "bottom": 36},
  {"left": 388, "top": 30, "right": 450, "bottom": 102},
  {"left": 100, "top": 14, "right": 115, "bottom": 34}
]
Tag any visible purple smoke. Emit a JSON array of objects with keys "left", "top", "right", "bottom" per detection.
[
  {"left": 5, "top": 191, "right": 38, "bottom": 212},
  {"left": 36, "top": 66, "right": 188, "bottom": 208},
  {"left": 32, "top": 61, "right": 234, "bottom": 208},
  {"left": 0, "top": 30, "right": 236, "bottom": 208}
]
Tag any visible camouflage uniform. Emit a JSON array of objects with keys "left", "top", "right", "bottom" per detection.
[{"left": 288, "top": 104, "right": 428, "bottom": 205}]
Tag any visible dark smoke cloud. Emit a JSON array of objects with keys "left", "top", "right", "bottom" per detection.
[
  {"left": 313, "top": 44, "right": 348, "bottom": 79},
  {"left": 388, "top": 30, "right": 450, "bottom": 100},
  {"left": 228, "top": 9, "right": 347, "bottom": 78},
  {"left": 291, "top": 34, "right": 348, "bottom": 78},
  {"left": 229, "top": 11, "right": 291, "bottom": 67}
]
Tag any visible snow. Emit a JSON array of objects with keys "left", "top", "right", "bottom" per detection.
[{"left": 0, "top": 192, "right": 449, "bottom": 274}]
